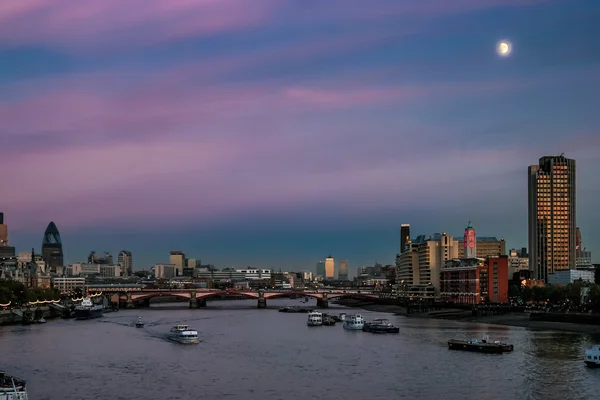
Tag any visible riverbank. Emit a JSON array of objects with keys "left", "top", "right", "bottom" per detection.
[{"left": 335, "top": 300, "right": 600, "bottom": 334}]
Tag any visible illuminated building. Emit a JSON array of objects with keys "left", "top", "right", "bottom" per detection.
[
  {"left": 528, "top": 155, "right": 576, "bottom": 282},
  {"left": 338, "top": 260, "right": 348, "bottom": 280},
  {"left": 325, "top": 256, "right": 334, "bottom": 279},
  {"left": 463, "top": 221, "right": 476, "bottom": 259}
]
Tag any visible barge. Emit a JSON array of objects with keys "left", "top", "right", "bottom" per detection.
[{"left": 448, "top": 335, "right": 513, "bottom": 353}]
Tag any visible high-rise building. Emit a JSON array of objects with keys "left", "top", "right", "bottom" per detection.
[
  {"left": 325, "top": 256, "right": 335, "bottom": 279},
  {"left": 118, "top": 250, "right": 133, "bottom": 276},
  {"left": 400, "top": 224, "right": 410, "bottom": 254},
  {"left": 169, "top": 251, "right": 185, "bottom": 276},
  {"left": 0, "top": 212, "right": 8, "bottom": 246},
  {"left": 528, "top": 155, "right": 576, "bottom": 282},
  {"left": 316, "top": 261, "right": 325, "bottom": 278},
  {"left": 338, "top": 260, "right": 349, "bottom": 280},
  {"left": 42, "top": 221, "right": 63, "bottom": 273},
  {"left": 463, "top": 221, "right": 476, "bottom": 259}
]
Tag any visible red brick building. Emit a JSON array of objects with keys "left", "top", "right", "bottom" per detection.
[{"left": 440, "top": 256, "right": 509, "bottom": 304}]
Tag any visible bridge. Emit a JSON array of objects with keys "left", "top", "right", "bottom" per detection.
[{"left": 84, "top": 287, "right": 380, "bottom": 309}]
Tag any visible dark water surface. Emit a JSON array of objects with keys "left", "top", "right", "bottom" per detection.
[{"left": 1, "top": 299, "right": 599, "bottom": 400}]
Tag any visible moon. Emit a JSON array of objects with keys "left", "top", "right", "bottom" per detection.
[{"left": 497, "top": 40, "right": 512, "bottom": 57}]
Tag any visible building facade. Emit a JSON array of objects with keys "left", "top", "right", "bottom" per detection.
[
  {"left": 169, "top": 251, "right": 185, "bottom": 276},
  {"left": 118, "top": 250, "right": 133, "bottom": 276},
  {"left": 528, "top": 155, "right": 576, "bottom": 282},
  {"left": 457, "top": 237, "right": 506, "bottom": 258},
  {"left": 338, "top": 260, "right": 349, "bottom": 280},
  {"left": 400, "top": 224, "right": 410, "bottom": 254},
  {"left": 440, "top": 256, "right": 509, "bottom": 304},
  {"left": 325, "top": 256, "right": 335, "bottom": 279},
  {"left": 41, "top": 221, "right": 64, "bottom": 273}
]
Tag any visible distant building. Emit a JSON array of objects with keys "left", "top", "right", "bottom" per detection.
[
  {"left": 52, "top": 277, "right": 86, "bottom": 293},
  {"left": 118, "top": 250, "right": 133, "bottom": 276},
  {"left": 316, "top": 261, "right": 325, "bottom": 278},
  {"left": 325, "top": 256, "right": 335, "bottom": 279},
  {"left": 547, "top": 269, "right": 594, "bottom": 285},
  {"left": 440, "top": 256, "right": 509, "bottom": 304},
  {"left": 88, "top": 251, "right": 114, "bottom": 265},
  {"left": 508, "top": 249, "right": 529, "bottom": 277},
  {"left": 528, "top": 154, "right": 576, "bottom": 282},
  {"left": 457, "top": 237, "right": 505, "bottom": 258},
  {"left": 396, "top": 232, "right": 458, "bottom": 298},
  {"left": 41, "top": 221, "right": 63, "bottom": 273},
  {"left": 400, "top": 224, "right": 410, "bottom": 254},
  {"left": 169, "top": 251, "right": 185, "bottom": 276},
  {"left": 338, "top": 260, "right": 349, "bottom": 280},
  {"left": 155, "top": 264, "right": 177, "bottom": 279},
  {"left": 463, "top": 222, "right": 477, "bottom": 259}
]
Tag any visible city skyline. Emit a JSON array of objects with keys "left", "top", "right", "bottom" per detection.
[{"left": 2, "top": 1, "right": 599, "bottom": 268}]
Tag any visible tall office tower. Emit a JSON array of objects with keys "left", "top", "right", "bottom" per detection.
[
  {"left": 316, "top": 261, "right": 325, "bottom": 278},
  {"left": 528, "top": 154, "right": 576, "bottom": 282},
  {"left": 118, "top": 250, "right": 133, "bottom": 276},
  {"left": 0, "top": 212, "right": 7, "bottom": 246},
  {"left": 41, "top": 221, "right": 63, "bottom": 273},
  {"left": 463, "top": 222, "right": 477, "bottom": 259},
  {"left": 169, "top": 251, "right": 185, "bottom": 276},
  {"left": 400, "top": 224, "right": 410, "bottom": 254},
  {"left": 325, "top": 256, "right": 335, "bottom": 279},
  {"left": 338, "top": 260, "right": 349, "bottom": 280}
]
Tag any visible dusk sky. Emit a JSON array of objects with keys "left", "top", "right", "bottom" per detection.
[{"left": 2, "top": 0, "right": 599, "bottom": 273}]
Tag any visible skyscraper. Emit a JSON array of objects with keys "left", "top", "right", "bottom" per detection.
[
  {"left": 42, "top": 221, "right": 63, "bottom": 273},
  {"left": 316, "top": 261, "right": 325, "bottom": 278},
  {"left": 400, "top": 224, "right": 410, "bottom": 254},
  {"left": 169, "top": 251, "right": 185, "bottom": 276},
  {"left": 118, "top": 250, "right": 133, "bottom": 276},
  {"left": 0, "top": 212, "right": 7, "bottom": 246},
  {"left": 338, "top": 260, "right": 349, "bottom": 280},
  {"left": 463, "top": 221, "right": 476, "bottom": 259},
  {"left": 325, "top": 256, "right": 335, "bottom": 279},
  {"left": 528, "top": 155, "right": 576, "bottom": 282}
]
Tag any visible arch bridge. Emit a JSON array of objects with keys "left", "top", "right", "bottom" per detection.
[{"left": 87, "top": 287, "right": 379, "bottom": 309}]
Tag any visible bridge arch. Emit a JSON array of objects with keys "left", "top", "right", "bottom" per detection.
[
  {"left": 195, "top": 291, "right": 258, "bottom": 300},
  {"left": 131, "top": 292, "right": 192, "bottom": 301},
  {"left": 327, "top": 293, "right": 378, "bottom": 301},
  {"left": 264, "top": 292, "right": 322, "bottom": 300}
]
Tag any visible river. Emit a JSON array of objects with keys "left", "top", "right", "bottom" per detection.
[{"left": 1, "top": 298, "right": 598, "bottom": 400}]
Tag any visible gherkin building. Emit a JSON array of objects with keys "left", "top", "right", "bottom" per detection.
[{"left": 42, "top": 221, "right": 63, "bottom": 273}]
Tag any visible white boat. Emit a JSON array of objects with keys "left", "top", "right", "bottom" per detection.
[
  {"left": 168, "top": 324, "right": 199, "bottom": 344},
  {"left": 1, "top": 371, "right": 28, "bottom": 400},
  {"left": 338, "top": 313, "right": 347, "bottom": 321},
  {"left": 37, "top": 318, "right": 46, "bottom": 324},
  {"left": 307, "top": 311, "right": 323, "bottom": 326},
  {"left": 585, "top": 344, "right": 600, "bottom": 368},
  {"left": 343, "top": 314, "right": 365, "bottom": 330},
  {"left": 135, "top": 317, "right": 144, "bottom": 328}
]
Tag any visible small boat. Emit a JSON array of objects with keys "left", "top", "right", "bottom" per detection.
[
  {"left": 363, "top": 318, "right": 399, "bottom": 333},
  {"left": 322, "top": 314, "right": 336, "bottom": 326},
  {"left": 1, "top": 370, "right": 28, "bottom": 400},
  {"left": 342, "top": 314, "right": 365, "bottom": 330},
  {"left": 37, "top": 318, "right": 46, "bottom": 324},
  {"left": 168, "top": 324, "right": 199, "bottom": 344},
  {"left": 307, "top": 311, "right": 323, "bottom": 326},
  {"left": 135, "top": 317, "right": 144, "bottom": 328},
  {"left": 279, "top": 306, "right": 300, "bottom": 313},
  {"left": 338, "top": 313, "right": 347, "bottom": 321},
  {"left": 448, "top": 335, "right": 513, "bottom": 353},
  {"left": 584, "top": 344, "right": 600, "bottom": 368}
]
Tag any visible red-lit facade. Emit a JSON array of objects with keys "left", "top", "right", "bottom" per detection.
[{"left": 440, "top": 256, "right": 509, "bottom": 304}]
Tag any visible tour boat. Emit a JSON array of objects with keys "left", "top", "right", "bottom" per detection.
[
  {"left": 342, "top": 314, "right": 365, "bottom": 330},
  {"left": 448, "top": 335, "right": 513, "bottom": 353},
  {"left": 363, "top": 318, "right": 399, "bottom": 333},
  {"left": 584, "top": 344, "right": 600, "bottom": 368},
  {"left": 135, "top": 317, "right": 144, "bottom": 328},
  {"left": 0, "top": 371, "right": 28, "bottom": 400},
  {"left": 307, "top": 311, "right": 323, "bottom": 326},
  {"left": 74, "top": 297, "right": 104, "bottom": 320},
  {"left": 168, "top": 324, "right": 199, "bottom": 344}
]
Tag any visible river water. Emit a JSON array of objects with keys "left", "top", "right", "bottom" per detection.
[{"left": 1, "top": 298, "right": 598, "bottom": 400}]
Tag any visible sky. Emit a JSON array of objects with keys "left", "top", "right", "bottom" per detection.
[{"left": 2, "top": 0, "right": 599, "bottom": 273}]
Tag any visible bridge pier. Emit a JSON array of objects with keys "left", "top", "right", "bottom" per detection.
[
  {"left": 317, "top": 299, "right": 329, "bottom": 308},
  {"left": 126, "top": 294, "right": 135, "bottom": 309},
  {"left": 257, "top": 290, "right": 266, "bottom": 309}
]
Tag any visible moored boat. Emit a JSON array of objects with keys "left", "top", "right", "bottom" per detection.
[
  {"left": 307, "top": 311, "right": 323, "bottom": 326},
  {"left": 74, "top": 297, "right": 104, "bottom": 320},
  {"left": 448, "top": 335, "right": 513, "bottom": 353},
  {"left": 584, "top": 344, "right": 600, "bottom": 368},
  {"left": 342, "top": 314, "right": 365, "bottom": 330},
  {"left": 322, "top": 314, "right": 336, "bottom": 326},
  {"left": 363, "top": 318, "right": 399, "bottom": 333},
  {"left": 168, "top": 324, "right": 199, "bottom": 344},
  {"left": 135, "top": 317, "right": 144, "bottom": 328},
  {"left": 0, "top": 371, "right": 28, "bottom": 400}
]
